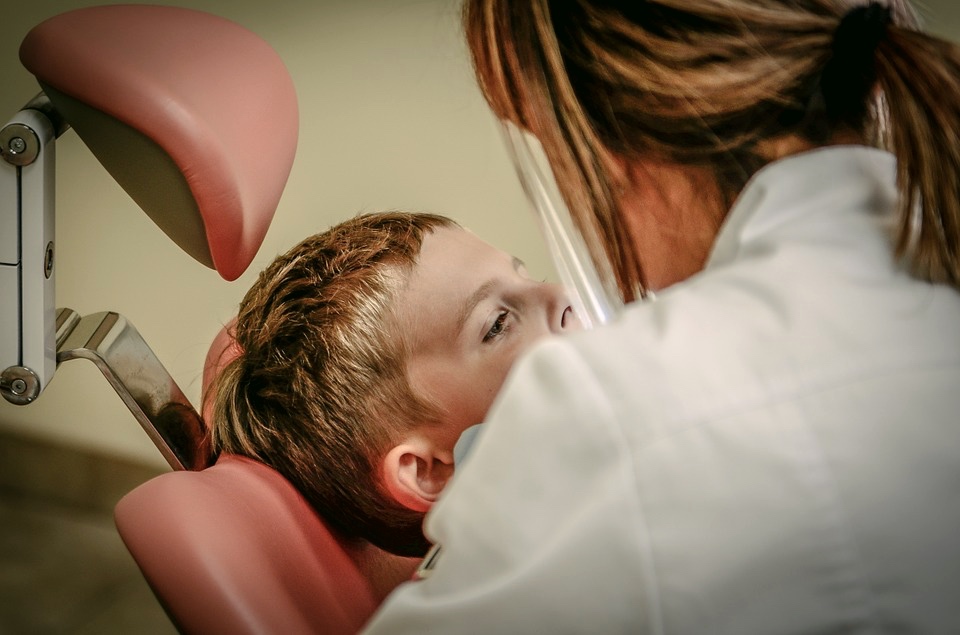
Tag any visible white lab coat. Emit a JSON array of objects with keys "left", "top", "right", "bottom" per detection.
[{"left": 364, "top": 146, "right": 960, "bottom": 634}]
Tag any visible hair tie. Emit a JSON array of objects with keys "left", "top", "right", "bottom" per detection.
[
  {"left": 833, "top": 2, "right": 892, "bottom": 61},
  {"left": 821, "top": 2, "right": 892, "bottom": 126}
]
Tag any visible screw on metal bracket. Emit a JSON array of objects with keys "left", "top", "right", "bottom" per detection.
[
  {"left": 44, "top": 242, "right": 55, "bottom": 279},
  {"left": 0, "top": 367, "right": 41, "bottom": 405},
  {"left": 0, "top": 123, "right": 40, "bottom": 166},
  {"left": 7, "top": 137, "right": 26, "bottom": 154}
]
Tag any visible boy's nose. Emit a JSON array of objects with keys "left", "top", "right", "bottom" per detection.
[
  {"left": 560, "top": 304, "right": 582, "bottom": 332},
  {"left": 543, "top": 283, "right": 582, "bottom": 334}
]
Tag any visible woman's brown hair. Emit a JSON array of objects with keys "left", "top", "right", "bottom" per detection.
[
  {"left": 465, "top": 0, "right": 960, "bottom": 299},
  {"left": 211, "top": 211, "right": 457, "bottom": 557}
]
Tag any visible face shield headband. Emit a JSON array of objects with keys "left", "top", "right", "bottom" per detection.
[{"left": 500, "top": 120, "right": 625, "bottom": 329}]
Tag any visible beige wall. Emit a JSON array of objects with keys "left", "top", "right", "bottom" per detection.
[
  {"left": 1, "top": 0, "right": 959, "bottom": 467},
  {"left": 918, "top": 0, "right": 960, "bottom": 38}
]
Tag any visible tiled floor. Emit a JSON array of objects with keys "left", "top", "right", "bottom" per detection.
[{"left": 0, "top": 430, "right": 176, "bottom": 634}]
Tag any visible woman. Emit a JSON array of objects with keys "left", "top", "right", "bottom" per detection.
[{"left": 365, "top": 1, "right": 960, "bottom": 632}]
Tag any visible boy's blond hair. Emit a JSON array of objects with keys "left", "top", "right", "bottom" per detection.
[{"left": 211, "top": 211, "right": 457, "bottom": 556}]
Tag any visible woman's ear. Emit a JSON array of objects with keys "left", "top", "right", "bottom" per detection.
[{"left": 382, "top": 436, "right": 455, "bottom": 512}]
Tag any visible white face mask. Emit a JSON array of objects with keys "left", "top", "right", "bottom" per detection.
[{"left": 499, "top": 120, "right": 625, "bottom": 329}]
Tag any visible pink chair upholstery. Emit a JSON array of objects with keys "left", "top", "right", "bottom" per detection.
[
  {"left": 19, "top": 5, "right": 298, "bottom": 280},
  {"left": 115, "top": 455, "right": 374, "bottom": 634},
  {"left": 201, "top": 318, "right": 240, "bottom": 424},
  {"left": 116, "top": 324, "right": 421, "bottom": 633},
  {"left": 116, "top": 454, "right": 403, "bottom": 635}
]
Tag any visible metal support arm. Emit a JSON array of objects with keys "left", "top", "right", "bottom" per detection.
[
  {"left": 54, "top": 308, "right": 211, "bottom": 471},
  {"left": 0, "top": 95, "right": 211, "bottom": 471}
]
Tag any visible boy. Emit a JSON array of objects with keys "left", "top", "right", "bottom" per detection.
[{"left": 210, "top": 211, "right": 578, "bottom": 557}]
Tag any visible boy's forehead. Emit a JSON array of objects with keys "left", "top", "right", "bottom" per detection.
[
  {"left": 415, "top": 227, "right": 502, "bottom": 273},
  {"left": 396, "top": 227, "right": 508, "bottom": 344}
]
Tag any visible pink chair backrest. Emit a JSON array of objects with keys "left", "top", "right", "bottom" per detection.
[
  {"left": 115, "top": 453, "right": 381, "bottom": 635},
  {"left": 201, "top": 317, "right": 241, "bottom": 423}
]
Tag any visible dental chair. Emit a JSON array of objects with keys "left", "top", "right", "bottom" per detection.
[
  {"left": 118, "top": 320, "right": 420, "bottom": 634},
  {"left": 3, "top": 6, "right": 415, "bottom": 633}
]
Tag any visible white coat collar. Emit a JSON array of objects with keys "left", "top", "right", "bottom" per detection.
[{"left": 706, "top": 145, "right": 897, "bottom": 271}]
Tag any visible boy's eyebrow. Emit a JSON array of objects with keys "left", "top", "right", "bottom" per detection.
[
  {"left": 456, "top": 279, "right": 498, "bottom": 336},
  {"left": 456, "top": 256, "right": 525, "bottom": 335}
]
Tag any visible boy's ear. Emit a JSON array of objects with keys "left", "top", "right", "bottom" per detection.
[{"left": 382, "top": 436, "right": 455, "bottom": 513}]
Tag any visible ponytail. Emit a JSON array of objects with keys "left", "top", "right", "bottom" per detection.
[{"left": 876, "top": 25, "right": 960, "bottom": 288}]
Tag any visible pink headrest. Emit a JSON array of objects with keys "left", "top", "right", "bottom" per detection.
[
  {"left": 115, "top": 454, "right": 380, "bottom": 634},
  {"left": 20, "top": 5, "right": 298, "bottom": 280}
]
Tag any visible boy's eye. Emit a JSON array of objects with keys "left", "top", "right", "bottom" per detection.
[{"left": 483, "top": 311, "right": 510, "bottom": 342}]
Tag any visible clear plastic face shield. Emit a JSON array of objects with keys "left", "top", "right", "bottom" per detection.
[{"left": 500, "top": 121, "right": 624, "bottom": 329}]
